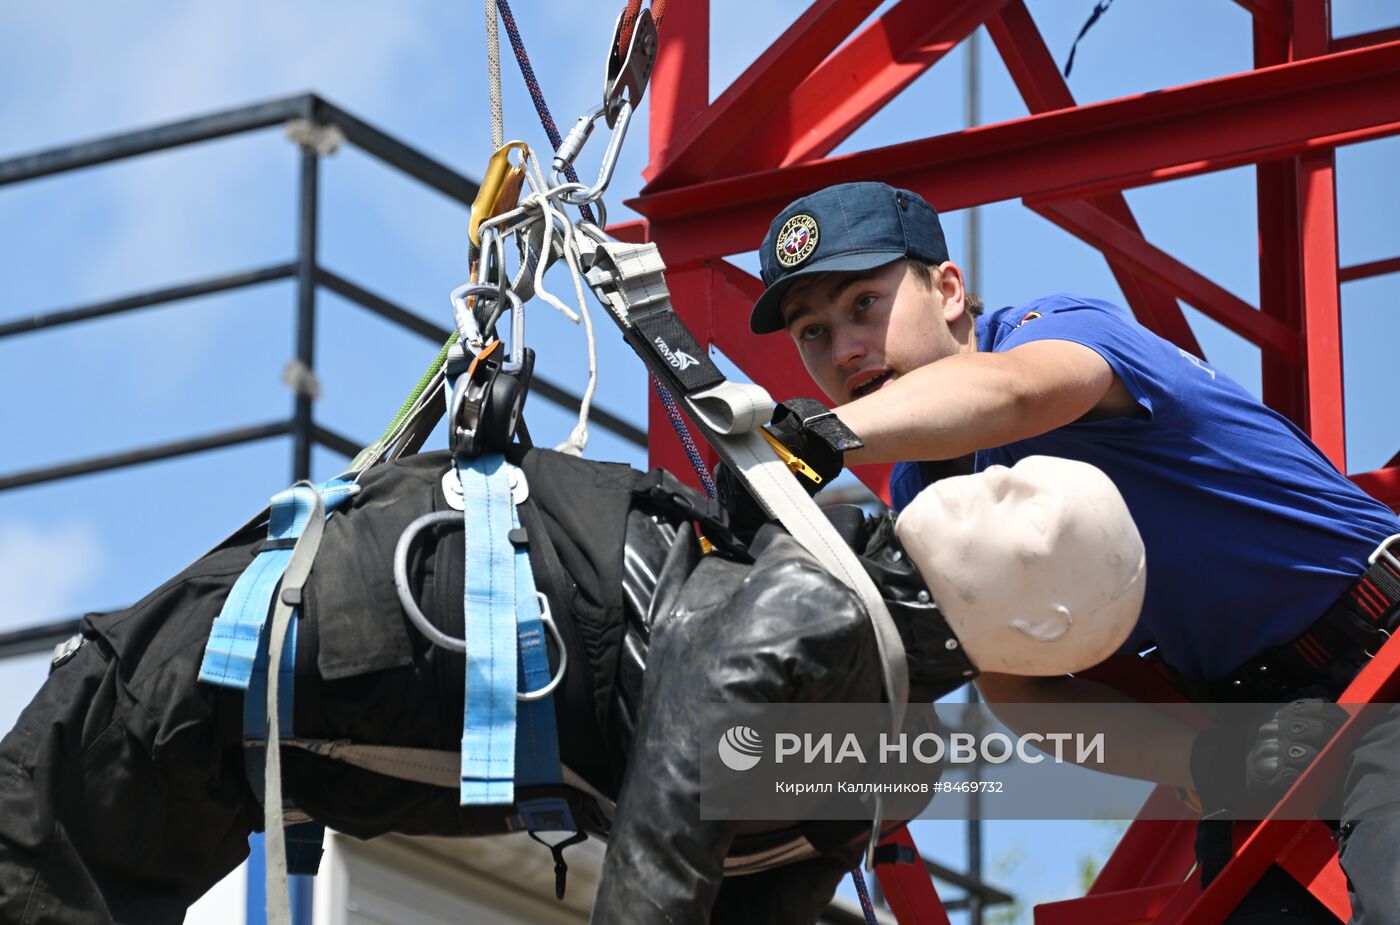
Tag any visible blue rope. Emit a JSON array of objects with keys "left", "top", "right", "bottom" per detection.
[
  {"left": 851, "top": 867, "right": 880, "bottom": 925},
  {"left": 1063, "top": 0, "right": 1115, "bottom": 77},
  {"left": 495, "top": 0, "right": 597, "bottom": 226},
  {"left": 650, "top": 372, "right": 716, "bottom": 497},
  {"left": 493, "top": 0, "right": 716, "bottom": 496}
]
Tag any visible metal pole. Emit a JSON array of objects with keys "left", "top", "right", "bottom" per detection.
[
  {"left": 964, "top": 27, "right": 983, "bottom": 925},
  {"left": 292, "top": 146, "right": 319, "bottom": 482}
]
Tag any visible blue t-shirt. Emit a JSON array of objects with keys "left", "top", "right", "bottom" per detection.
[{"left": 889, "top": 294, "right": 1400, "bottom": 680}]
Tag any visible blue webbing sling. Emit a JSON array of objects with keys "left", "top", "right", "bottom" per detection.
[{"left": 198, "top": 479, "right": 359, "bottom": 876}]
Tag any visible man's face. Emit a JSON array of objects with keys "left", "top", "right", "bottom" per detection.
[{"left": 779, "top": 260, "right": 963, "bottom": 405}]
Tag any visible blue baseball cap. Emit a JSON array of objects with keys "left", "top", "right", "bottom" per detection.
[{"left": 750, "top": 182, "right": 949, "bottom": 334}]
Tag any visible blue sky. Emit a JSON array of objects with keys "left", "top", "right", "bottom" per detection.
[{"left": 2, "top": 1, "right": 1398, "bottom": 921}]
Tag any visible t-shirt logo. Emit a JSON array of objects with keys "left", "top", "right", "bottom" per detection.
[
  {"left": 1177, "top": 348, "right": 1217, "bottom": 380},
  {"left": 1016, "top": 310, "right": 1042, "bottom": 327},
  {"left": 776, "top": 214, "right": 820, "bottom": 269}
]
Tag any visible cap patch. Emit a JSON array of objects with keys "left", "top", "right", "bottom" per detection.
[{"left": 775, "top": 214, "right": 820, "bottom": 269}]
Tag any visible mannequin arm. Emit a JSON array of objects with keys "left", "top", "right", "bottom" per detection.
[
  {"left": 836, "top": 340, "right": 1139, "bottom": 466},
  {"left": 975, "top": 672, "right": 1195, "bottom": 788}
]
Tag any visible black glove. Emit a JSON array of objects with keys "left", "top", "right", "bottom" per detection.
[
  {"left": 765, "top": 397, "right": 863, "bottom": 492},
  {"left": 1245, "top": 699, "right": 1347, "bottom": 807},
  {"left": 1189, "top": 699, "right": 1348, "bottom": 817},
  {"left": 713, "top": 460, "right": 768, "bottom": 541},
  {"left": 714, "top": 399, "right": 863, "bottom": 541}
]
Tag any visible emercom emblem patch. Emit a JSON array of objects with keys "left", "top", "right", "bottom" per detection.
[{"left": 776, "top": 214, "right": 820, "bottom": 269}]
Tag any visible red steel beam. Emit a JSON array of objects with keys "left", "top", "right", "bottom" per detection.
[
  {"left": 647, "top": 0, "right": 709, "bottom": 157},
  {"left": 1332, "top": 24, "right": 1400, "bottom": 53},
  {"left": 1031, "top": 201, "right": 1302, "bottom": 363},
  {"left": 1253, "top": 14, "right": 1307, "bottom": 426},
  {"left": 876, "top": 829, "right": 954, "bottom": 925},
  {"left": 644, "top": 0, "right": 881, "bottom": 187},
  {"left": 1229, "top": 0, "right": 1290, "bottom": 38},
  {"left": 726, "top": 0, "right": 1010, "bottom": 174},
  {"left": 1339, "top": 254, "right": 1400, "bottom": 283},
  {"left": 632, "top": 40, "right": 1400, "bottom": 267},
  {"left": 1273, "top": 821, "right": 1351, "bottom": 920},
  {"left": 988, "top": 0, "right": 1202, "bottom": 356},
  {"left": 1149, "top": 634, "right": 1400, "bottom": 924},
  {"left": 1295, "top": 0, "right": 1347, "bottom": 469},
  {"left": 1352, "top": 466, "right": 1400, "bottom": 511},
  {"left": 1035, "top": 883, "right": 1178, "bottom": 925},
  {"left": 644, "top": 0, "right": 710, "bottom": 476}
]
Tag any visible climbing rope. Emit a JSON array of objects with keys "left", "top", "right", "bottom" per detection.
[
  {"left": 496, "top": 0, "right": 596, "bottom": 226},
  {"left": 851, "top": 866, "right": 881, "bottom": 925},
  {"left": 484, "top": 0, "right": 505, "bottom": 150},
  {"left": 493, "top": 0, "right": 715, "bottom": 493}
]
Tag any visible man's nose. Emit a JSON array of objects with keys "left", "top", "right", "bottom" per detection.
[{"left": 831, "top": 327, "right": 867, "bottom": 369}]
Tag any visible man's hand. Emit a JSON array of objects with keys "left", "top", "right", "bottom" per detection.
[
  {"left": 714, "top": 398, "right": 864, "bottom": 540},
  {"left": 765, "top": 397, "right": 863, "bottom": 490},
  {"left": 1189, "top": 699, "right": 1347, "bottom": 817},
  {"left": 1245, "top": 699, "right": 1347, "bottom": 805}
]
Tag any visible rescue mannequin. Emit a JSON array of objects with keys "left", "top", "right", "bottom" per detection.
[
  {"left": 0, "top": 447, "right": 1144, "bottom": 925},
  {"left": 593, "top": 454, "right": 1147, "bottom": 924},
  {"left": 896, "top": 455, "right": 1145, "bottom": 677}
]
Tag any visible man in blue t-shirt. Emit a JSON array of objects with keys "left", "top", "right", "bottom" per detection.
[{"left": 747, "top": 181, "right": 1400, "bottom": 923}]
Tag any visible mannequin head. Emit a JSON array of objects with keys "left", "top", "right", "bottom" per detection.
[{"left": 895, "top": 456, "right": 1145, "bottom": 676}]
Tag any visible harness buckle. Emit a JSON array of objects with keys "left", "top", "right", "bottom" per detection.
[{"left": 1366, "top": 533, "right": 1400, "bottom": 572}]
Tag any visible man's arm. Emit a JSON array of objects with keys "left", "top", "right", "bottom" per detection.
[
  {"left": 976, "top": 672, "right": 1195, "bottom": 787},
  {"left": 836, "top": 340, "right": 1140, "bottom": 466}
]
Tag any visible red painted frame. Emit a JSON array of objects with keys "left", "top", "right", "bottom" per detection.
[{"left": 616, "top": 1, "right": 1400, "bottom": 920}]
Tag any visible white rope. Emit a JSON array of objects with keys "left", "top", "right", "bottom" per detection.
[
  {"left": 484, "top": 0, "right": 504, "bottom": 151},
  {"left": 480, "top": 149, "right": 599, "bottom": 456}
]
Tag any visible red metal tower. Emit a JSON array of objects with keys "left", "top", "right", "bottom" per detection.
[{"left": 620, "top": 2, "right": 1400, "bottom": 922}]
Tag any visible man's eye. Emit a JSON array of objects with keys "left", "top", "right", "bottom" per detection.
[
  {"left": 855, "top": 293, "right": 878, "bottom": 312},
  {"left": 800, "top": 324, "right": 825, "bottom": 342}
]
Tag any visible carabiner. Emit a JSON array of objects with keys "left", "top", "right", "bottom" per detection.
[
  {"left": 551, "top": 100, "right": 634, "bottom": 207},
  {"left": 469, "top": 141, "right": 530, "bottom": 246}
]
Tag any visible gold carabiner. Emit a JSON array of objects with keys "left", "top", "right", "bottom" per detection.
[{"left": 468, "top": 141, "right": 530, "bottom": 246}]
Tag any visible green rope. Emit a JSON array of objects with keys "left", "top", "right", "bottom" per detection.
[{"left": 349, "top": 333, "right": 456, "bottom": 471}]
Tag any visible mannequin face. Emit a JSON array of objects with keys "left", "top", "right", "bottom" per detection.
[{"left": 896, "top": 456, "right": 1145, "bottom": 676}]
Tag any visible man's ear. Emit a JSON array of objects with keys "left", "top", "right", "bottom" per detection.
[{"left": 937, "top": 261, "right": 967, "bottom": 323}]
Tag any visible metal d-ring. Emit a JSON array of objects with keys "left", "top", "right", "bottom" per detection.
[
  {"left": 1365, "top": 628, "right": 1392, "bottom": 660},
  {"left": 394, "top": 511, "right": 468, "bottom": 652},
  {"left": 517, "top": 591, "right": 568, "bottom": 702},
  {"left": 392, "top": 510, "right": 568, "bottom": 699}
]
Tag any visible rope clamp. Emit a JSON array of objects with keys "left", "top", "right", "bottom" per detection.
[{"left": 603, "top": 7, "right": 657, "bottom": 127}]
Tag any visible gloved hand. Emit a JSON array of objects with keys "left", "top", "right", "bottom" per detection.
[
  {"left": 1245, "top": 698, "right": 1347, "bottom": 806},
  {"left": 765, "top": 397, "right": 863, "bottom": 492},
  {"left": 1189, "top": 699, "right": 1348, "bottom": 817},
  {"left": 714, "top": 398, "right": 864, "bottom": 541}
]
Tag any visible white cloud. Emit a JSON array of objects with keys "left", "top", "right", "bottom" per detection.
[{"left": 0, "top": 519, "right": 104, "bottom": 623}]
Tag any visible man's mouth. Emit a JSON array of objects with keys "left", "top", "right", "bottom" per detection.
[{"left": 850, "top": 370, "right": 895, "bottom": 399}]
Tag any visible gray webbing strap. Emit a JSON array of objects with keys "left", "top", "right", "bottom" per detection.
[
  {"left": 262, "top": 484, "right": 327, "bottom": 925},
  {"left": 585, "top": 239, "right": 908, "bottom": 864}
]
